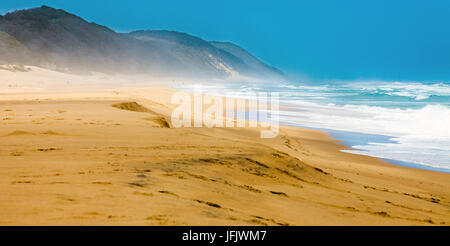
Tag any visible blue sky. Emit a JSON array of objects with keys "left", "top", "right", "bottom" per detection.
[{"left": 1, "top": 0, "right": 449, "bottom": 82}]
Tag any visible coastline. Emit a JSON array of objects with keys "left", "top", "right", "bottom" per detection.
[
  {"left": 305, "top": 127, "right": 450, "bottom": 174},
  {"left": 1, "top": 2, "right": 449, "bottom": 228},
  {"left": 0, "top": 84, "right": 449, "bottom": 225},
  {"left": 188, "top": 82, "right": 450, "bottom": 174}
]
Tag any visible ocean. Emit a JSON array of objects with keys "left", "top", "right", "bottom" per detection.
[{"left": 177, "top": 80, "right": 450, "bottom": 173}]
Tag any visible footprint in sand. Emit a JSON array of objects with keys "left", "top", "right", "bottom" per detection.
[
  {"left": 41, "top": 130, "right": 65, "bottom": 136},
  {"left": 10, "top": 151, "right": 24, "bottom": 156},
  {"left": 270, "top": 191, "right": 289, "bottom": 197}
]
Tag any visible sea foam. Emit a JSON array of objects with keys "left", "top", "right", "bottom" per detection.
[{"left": 178, "top": 81, "right": 450, "bottom": 171}]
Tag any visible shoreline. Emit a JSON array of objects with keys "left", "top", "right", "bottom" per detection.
[
  {"left": 176, "top": 82, "right": 450, "bottom": 175},
  {"left": 0, "top": 86, "right": 449, "bottom": 225},
  {"left": 306, "top": 126, "right": 450, "bottom": 174}
]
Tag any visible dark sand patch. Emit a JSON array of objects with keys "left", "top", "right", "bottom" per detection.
[
  {"left": 112, "top": 102, "right": 154, "bottom": 113},
  {"left": 41, "top": 131, "right": 65, "bottom": 136},
  {"left": 4, "top": 130, "right": 35, "bottom": 136},
  {"left": 113, "top": 102, "right": 171, "bottom": 128},
  {"left": 142, "top": 116, "right": 170, "bottom": 128}
]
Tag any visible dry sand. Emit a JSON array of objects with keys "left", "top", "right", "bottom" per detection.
[{"left": 0, "top": 67, "right": 449, "bottom": 225}]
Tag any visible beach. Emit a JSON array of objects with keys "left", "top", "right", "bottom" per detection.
[{"left": 0, "top": 67, "right": 449, "bottom": 226}]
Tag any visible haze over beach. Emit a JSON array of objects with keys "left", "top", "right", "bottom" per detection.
[{"left": 0, "top": 2, "right": 449, "bottom": 226}]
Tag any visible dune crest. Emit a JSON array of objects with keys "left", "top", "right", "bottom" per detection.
[
  {"left": 4, "top": 130, "right": 35, "bottom": 136},
  {"left": 112, "top": 102, "right": 171, "bottom": 128},
  {"left": 112, "top": 102, "right": 154, "bottom": 113}
]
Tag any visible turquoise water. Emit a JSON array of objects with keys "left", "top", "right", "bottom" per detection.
[
  {"left": 276, "top": 82, "right": 450, "bottom": 108},
  {"left": 177, "top": 81, "right": 450, "bottom": 173}
]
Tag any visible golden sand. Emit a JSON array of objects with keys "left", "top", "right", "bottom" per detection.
[
  {"left": 0, "top": 68, "right": 448, "bottom": 225},
  {"left": 0, "top": 85, "right": 448, "bottom": 226}
]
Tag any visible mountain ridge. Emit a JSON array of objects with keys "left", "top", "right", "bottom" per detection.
[
  {"left": 0, "top": 5, "right": 284, "bottom": 80},
  {"left": 210, "top": 41, "right": 283, "bottom": 77},
  {"left": 0, "top": 31, "right": 31, "bottom": 64}
]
